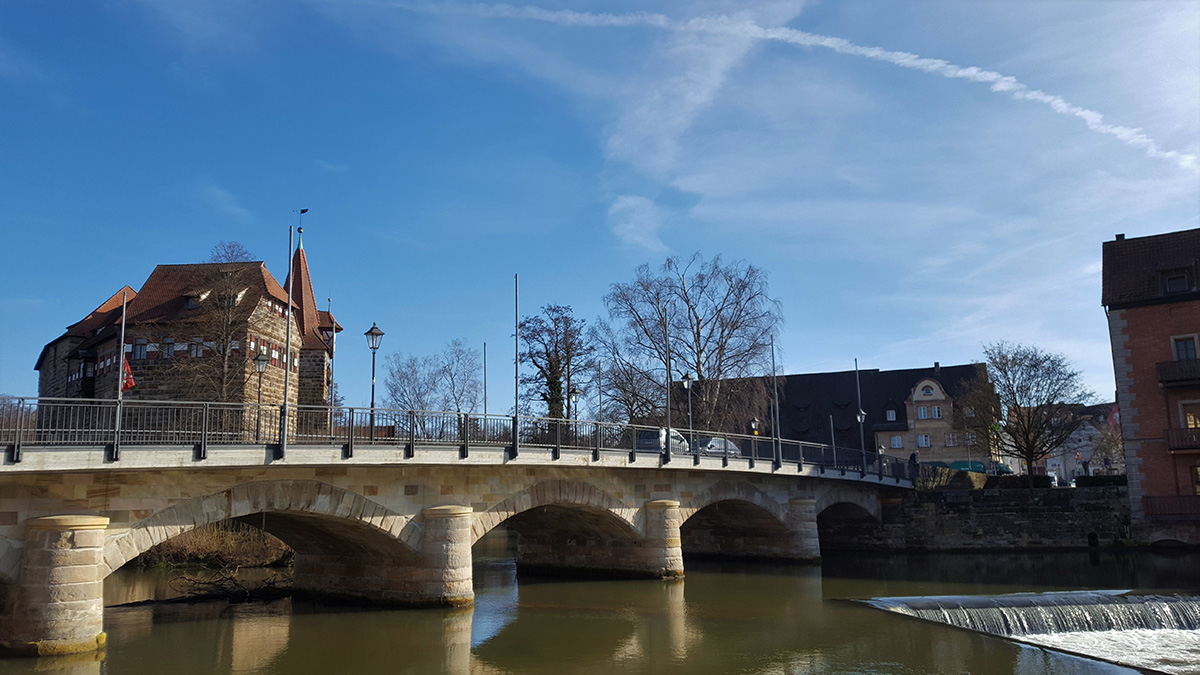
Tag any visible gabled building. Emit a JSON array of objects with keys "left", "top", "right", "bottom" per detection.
[
  {"left": 1102, "top": 228, "right": 1200, "bottom": 540},
  {"left": 774, "top": 362, "right": 996, "bottom": 468},
  {"left": 35, "top": 235, "right": 341, "bottom": 408}
]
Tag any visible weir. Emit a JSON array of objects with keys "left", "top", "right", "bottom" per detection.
[{"left": 867, "top": 590, "right": 1200, "bottom": 636}]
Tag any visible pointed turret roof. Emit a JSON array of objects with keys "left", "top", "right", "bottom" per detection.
[{"left": 284, "top": 230, "right": 329, "bottom": 352}]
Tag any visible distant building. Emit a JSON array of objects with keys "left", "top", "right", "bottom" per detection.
[
  {"left": 35, "top": 236, "right": 341, "bottom": 408},
  {"left": 1040, "top": 403, "right": 1121, "bottom": 482},
  {"left": 1102, "top": 228, "right": 1199, "bottom": 541},
  {"left": 772, "top": 362, "right": 997, "bottom": 468}
]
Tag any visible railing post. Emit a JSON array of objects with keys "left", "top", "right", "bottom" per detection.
[
  {"left": 407, "top": 411, "right": 416, "bottom": 459},
  {"left": 197, "top": 403, "right": 209, "bottom": 461},
  {"left": 552, "top": 420, "right": 561, "bottom": 461},
  {"left": 510, "top": 415, "right": 519, "bottom": 460},
  {"left": 109, "top": 399, "right": 122, "bottom": 462},
  {"left": 460, "top": 413, "right": 469, "bottom": 459},
  {"left": 347, "top": 408, "right": 356, "bottom": 458},
  {"left": 274, "top": 405, "right": 286, "bottom": 460},
  {"left": 10, "top": 399, "right": 26, "bottom": 463},
  {"left": 592, "top": 425, "right": 600, "bottom": 462},
  {"left": 343, "top": 408, "right": 354, "bottom": 459}
]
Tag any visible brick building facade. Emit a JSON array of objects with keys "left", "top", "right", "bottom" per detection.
[
  {"left": 35, "top": 237, "right": 341, "bottom": 409},
  {"left": 1102, "top": 228, "right": 1200, "bottom": 544}
]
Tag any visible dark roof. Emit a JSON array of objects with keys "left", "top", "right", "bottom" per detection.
[
  {"left": 777, "top": 363, "right": 985, "bottom": 449},
  {"left": 1102, "top": 228, "right": 1200, "bottom": 308}
]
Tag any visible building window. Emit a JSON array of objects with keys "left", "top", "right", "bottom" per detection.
[
  {"left": 891, "top": 435, "right": 903, "bottom": 449},
  {"left": 1183, "top": 402, "right": 1200, "bottom": 429},
  {"left": 945, "top": 433, "right": 958, "bottom": 447},
  {"left": 1193, "top": 466, "right": 1200, "bottom": 496},
  {"left": 133, "top": 340, "right": 147, "bottom": 360},
  {"left": 886, "top": 409, "right": 896, "bottom": 421},
  {"left": 965, "top": 407, "right": 976, "bottom": 418},
  {"left": 1164, "top": 272, "right": 1189, "bottom": 294},
  {"left": 189, "top": 339, "right": 204, "bottom": 358},
  {"left": 932, "top": 405, "right": 942, "bottom": 419},
  {"left": 966, "top": 432, "right": 978, "bottom": 446},
  {"left": 918, "top": 434, "right": 931, "bottom": 448},
  {"left": 160, "top": 338, "right": 174, "bottom": 359},
  {"left": 922, "top": 386, "right": 933, "bottom": 396},
  {"left": 917, "top": 406, "right": 928, "bottom": 420},
  {"left": 1175, "top": 336, "right": 1198, "bottom": 361}
]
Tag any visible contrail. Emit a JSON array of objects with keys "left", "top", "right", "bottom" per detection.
[{"left": 392, "top": 2, "right": 1197, "bottom": 172}]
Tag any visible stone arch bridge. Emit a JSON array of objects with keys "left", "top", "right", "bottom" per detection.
[{"left": 0, "top": 399, "right": 910, "bottom": 656}]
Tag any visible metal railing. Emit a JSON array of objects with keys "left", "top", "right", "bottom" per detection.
[
  {"left": 1156, "top": 358, "right": 1200, "bottom": 385},
  {"left": 1165, "top": 427, "right": 1200, "bottom": 451},
  {"left": 0, "top": 397, "right": 910, "bottom": 484}
]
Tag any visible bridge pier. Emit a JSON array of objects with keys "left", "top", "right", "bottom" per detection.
[
  {"left": 292, "top": 505, "right": 474, "bottom": 607},
  {"left": 641, "top": 500, "right": 684, "bottom": 579},
  {"left": 0, "top": 516, "right": 109, "bottom": 656},
  {"left": 786, "top": 498, "right": 821, "bottom": 562}
]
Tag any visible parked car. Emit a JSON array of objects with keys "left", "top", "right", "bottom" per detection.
[
  {"left": 694, "top": 437, "right": 741, "bottom": 457},
  {"left": 635, "top": 428, "right": 689, "bottom": 454}
]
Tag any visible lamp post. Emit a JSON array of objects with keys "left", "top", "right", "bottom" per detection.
[
  {"left": 254, "top": 352, "right": 269, "bottom": 442},
  {"left": 682, "top": 373, "right": 695, "bottom": 451},
  {"left": 365, "top": 323, "right": 384, "bottom": 439},
  {"left": 569, "top": 386, "right": 580, "bottom": 447},
  {"left": 320, "top": 316, "right": 336, "bottom": 437},
  {"left": 751, "top": 417, "right": 760, "bottom": 460}
]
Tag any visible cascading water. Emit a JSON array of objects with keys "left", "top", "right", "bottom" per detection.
[
  {"left": 866, "top": 590, "right": 1200, "bottom": 674},
  {"left": 869, "top": 590, "right": 1200, "bottom": 636}
]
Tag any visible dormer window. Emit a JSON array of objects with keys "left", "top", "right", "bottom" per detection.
[
  {"left": 1164, "top": 271, "right": 1189, "bottom": 294},
  {"left": 922, "top": 386, "right": 933, "bottom": 396},
  {"left": 886, "top": 409, "right": 896, "bottom": 421}
]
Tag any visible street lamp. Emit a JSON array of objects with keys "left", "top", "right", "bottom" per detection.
[
  {"left": 682, "top": 373, "right": 695, "bottom": 450},
  {"left": 364, "top": 323, "right": 384, "bottom": 438},
  {"left": 751, "top": 417, "right": 760, "bottom": 460},
  {"left": 254, "top": 352, "right": 269, "bottom": 442},
  {"left": 569, "top": 386, "right": 581, "bottom": 447}
]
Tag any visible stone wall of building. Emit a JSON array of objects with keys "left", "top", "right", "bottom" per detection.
[{"left": 820, "top": 487, "right": 1134, "bottom": 551}]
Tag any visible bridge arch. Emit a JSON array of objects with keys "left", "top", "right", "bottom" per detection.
[
  {"left": 471, "top": 479, "right": 638, "bottom": 544},
  {"left": 679, "top": 481, "right": 791, "bottom": 559},
  {"left": 102, "top": 480, "right": 416, "bottom": 575}
]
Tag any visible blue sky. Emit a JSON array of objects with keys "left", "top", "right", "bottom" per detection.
[{"left": 2, "top": 0, "right": 1197, "bottom": 411}]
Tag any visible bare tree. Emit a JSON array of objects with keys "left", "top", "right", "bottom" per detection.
[
  {"left": 959, "top": 342, "right": 1094, "bottom": 486},
  {"left": 519, "top": 305, "right": 593, "bottom": 419},
  {"left": 139, "top": 263, "right": 269, "bottom": 403},
  {"left": 208, "top": 241, "right": 255, "bottom": 263},
  {"left": 383, "top": 353, "right": 443, "bottom": 412},
  {"left": 441, "top": 339, "right": 482, "bottom": 415},
  {"left": 1092, "top": 422, "right": 1125, "bottom": 475},
  {"left": 600, "top": 253, "right": 781, "bottom": 432}
]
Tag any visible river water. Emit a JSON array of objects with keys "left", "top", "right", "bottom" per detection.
[{"left": 3, "top": 540, "right": 1199, "bottom": 675}]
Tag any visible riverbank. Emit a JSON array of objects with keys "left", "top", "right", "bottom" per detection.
[{"left": 132, "top": 522, "right": 292, "bottom": 569}]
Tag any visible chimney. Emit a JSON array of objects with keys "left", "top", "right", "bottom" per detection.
[
  {"left": 934, "top": 361, "right": 940, "bottom": 374},
  {"left": 1115, "top": 233, "right": 1125, "bottom": 241}
]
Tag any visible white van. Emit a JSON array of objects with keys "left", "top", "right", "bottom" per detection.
[{"left": 635, "top": 428, "right": 689, "bottom": 454}]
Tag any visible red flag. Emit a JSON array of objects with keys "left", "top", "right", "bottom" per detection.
[{"left": 122, "top": 359, "right": 136, "bottom": 392}]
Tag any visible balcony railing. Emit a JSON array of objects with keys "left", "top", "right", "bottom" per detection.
[
  {"left": 1156, "top": 358, "right": 1200, "bottom": 385},
  {"left": 1143, "top": 495, "right": 1200, "bottom": 519},
  {"left": 1166, "top": 427, "right": 1200, "bottom": 451}
]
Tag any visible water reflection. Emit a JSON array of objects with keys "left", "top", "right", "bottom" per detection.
[{"left": 2, "top": 550, "right": 1195, "bottom": 674}]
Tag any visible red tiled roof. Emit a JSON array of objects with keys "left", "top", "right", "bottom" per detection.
[
  {"left": 35, "top": 286, "right": 137, "bottom": 370},
  {"left": 284, "top": 241, "right": 330, "bottom": 351}
]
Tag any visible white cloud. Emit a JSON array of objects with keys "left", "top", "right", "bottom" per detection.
[
  {"left": 608, "top": 195, "right": 669, "bottom": 252},
  {"left": 192, "top": 181, "right": 255, "bottom": 224},
  {"left": 314, "top": 159, "right": 349, "bottom": 174}
]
